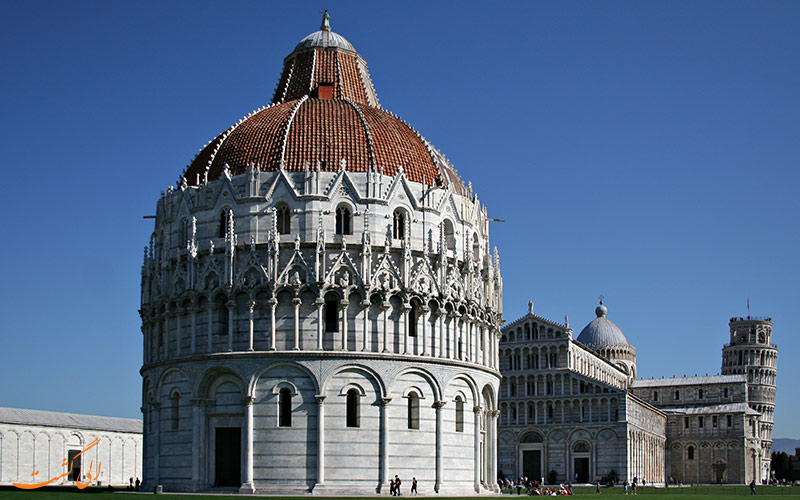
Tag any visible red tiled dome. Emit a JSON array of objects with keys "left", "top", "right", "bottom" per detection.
[{"left": 182, "top": 22, "right": 463, "bottom": 191}]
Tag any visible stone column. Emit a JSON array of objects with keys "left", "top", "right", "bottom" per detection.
[
  {"left": 495, "top": 331, "right": 500, "bottom": 369},
  {"left": 340, "top": 299, "right": 349, "bottom": 351},
  {"left": 190, "top": 399, "right": 206, "bottom": 490},
  {"left": 421, "top": 305, "right": 430, "bottom": 356},
  {"left": 206, "top": 307, "right": 213, "bottom": 352},
  {"left": 151, "top": 402, "right": 161, "bottom": 486},
  {"left": 293, "top": 298, "right": 301, "bottom": 350},
  {"left": 163, "top": 315, "right": 169, "bottom": 359},
  {"left": 380, "top": 397, "right": 392, "bottom": 491},
  {"left": 315, "top": 396, "right": 326, "bottom": 488},
  {"left": 142, "top": 324, "right": 149, "bottom": 364},
  {"left": 402, "top": 303, "right": 410, "bottom": 354},
  {"left": 473, "top": 406, "right": 482, "bottom": 492},
  {"left": 481, "top": 324, "right": 487, "bottom": 366},
  {"left": 438, "top": 312, "right": 445, "bottom": 358},
  {"left": 490, "top": 410, "right": 499, "bottom": 491},
  {"left": 175, "top": 309, "right": 182, "bottom": 356},
  {"left": 190, "top": 306, "right": 198, "bottom": 354},
  {"left": 434, "top": 400, "right": 446, "bottom": 493},
  {"left": 226, "top": 300, "right": 235, "bottom": 351},
  {"left": 446, "top": 313, "right": 454, "bottom": 359},
  {"left": 360, "top": 300, "right": 371, "bottom": 352},
  {"left": 140, "top": 405, "right": 148, "bottom": 485},
  {"left": 382, "top": 301, "right": 390, "bottom": 353},
  {"left": 240, "top": 396, "right": 256, "bottom": 493},
  {"left": 466, "top": 317, "right": 472, "bottom": 361},
  {"left": 269, "top": 298, "right": 277, "bottom": 350},
  {"left": 316, "top": 299, "right": 324, "bottom": 350},
  {"left": 247, "top": 300, "right": 256, "bottom": 351}
]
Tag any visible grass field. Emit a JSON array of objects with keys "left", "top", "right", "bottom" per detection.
[{"left": 0, "top": 486, "right": 796, "bottom": 500}]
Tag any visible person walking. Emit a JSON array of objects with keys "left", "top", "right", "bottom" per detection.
[
  {"left": 411, "top": 477, "right": 418, "bottom": 495},
  {"left": 750, "top": 480, "right": 757, "bottom": 495}
]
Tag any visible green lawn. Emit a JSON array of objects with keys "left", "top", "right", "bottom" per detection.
[{"left": 0, "top": 485, "right": 796, "bottom": 500}]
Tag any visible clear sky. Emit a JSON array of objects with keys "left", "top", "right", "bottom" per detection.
[{"left": 1, "top": 2, "right": 797, "bottom": 437}]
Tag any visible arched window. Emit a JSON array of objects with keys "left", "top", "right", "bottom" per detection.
[
  {"left": 324, "top": 296, "right": 339, "bottom": 333},
  {"left": 393, "top": 209, "right": 405, "bottom": 240},
  {"left": 335, "top": 205, "right": 352, "bottom": 235},
  {"left": 277, "top": 205, "right": 291, "bottom": 234},
  {"left": 443, "top": 220, "right": 455, "bottom": 253},
  {"left": 687, "top": 446, "right": 695, "bottom": 460},
  {"left": 170, "top": 391, "right": 180, "bottom": 430},
  {"left": 346, "top": 389, "right": 360, "bottom": 428},
  {"left": 215, "top": 296, "right": 229, "bottom": 335},
  {"left": 455, "top": 396, "right": 464, "bottom": 432},
  {"left": 279, "top": 388, "right": 292, "bottom": 427},
  {"left": 408, "top": 299, "right": 420, "bottom": 337},
  {"left": 180, "top": 219, "right": 189, "bottom": 247},
  {"left": 407, "top": 391, "right": 420, "bottom": 429},
  {"left": 219, "top": 209, "right": 232, "bottom": 238}
]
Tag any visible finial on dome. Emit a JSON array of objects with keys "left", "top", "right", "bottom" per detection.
[
  {"left": 595, "top": 298, "right": 608, "bottom": 318},
  {"left": 321, "top": 10, "right": 331, "bottom": 31}
]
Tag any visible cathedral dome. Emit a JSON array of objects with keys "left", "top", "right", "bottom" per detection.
[
  {"left": 577, "top": 301, "right": 630, "bottom": 347},
  {"left": 182, "top": 15, "right": 465, "bottom": 193}
]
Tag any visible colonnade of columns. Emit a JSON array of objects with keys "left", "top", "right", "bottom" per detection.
[
  {"left": 166, "top": 394, "right": 500, "bottom": 492},
  {"left": 627, "top": 430, "right": 664, "bottom": 483},
  {"left": 501, "top": 398, "right": 619, "bottom": 426},
  {"left": 143, "top": 300, "right": 502, "bottom": 372}
]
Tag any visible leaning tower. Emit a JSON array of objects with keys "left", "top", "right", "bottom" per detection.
[{"left": 721, "top": 316, "right": 778, "bottom": 483}]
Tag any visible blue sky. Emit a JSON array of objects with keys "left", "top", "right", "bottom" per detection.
[{"left": 1, "top": 2, "right": 797, "bottom": 437}]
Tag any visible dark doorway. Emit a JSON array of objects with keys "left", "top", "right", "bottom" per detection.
[
  {"left": 215, "top": 427, "right": 241, "bottom": 487},
  {"left": 523, "top": 450, "right": 541, "bottom": 480},
  {"left": 67, "top": 449, "right": 81, "bottom": 481},
  {"left": 574, "top": 457, "right": 589, "bottom": 483}
]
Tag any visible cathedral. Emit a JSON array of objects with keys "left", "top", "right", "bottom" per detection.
[
  {"left": 139, "top": 14, "right": 502, "bottom": 494},
  {"left": 497, "top": 301, "right": 777, "bottom": 486}
]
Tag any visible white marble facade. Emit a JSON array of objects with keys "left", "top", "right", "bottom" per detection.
[
  {"left": 0, "top": 407, "right": 142, "bottom": 487},
  {"left": 499, "top": 305, "right": 776, "bottom": 485},
  {"left": 140, "top": 112, "right": 503, "bottom": 495},
  {"left": 497, "top": 308, "right": 665, "bottom": 485}
]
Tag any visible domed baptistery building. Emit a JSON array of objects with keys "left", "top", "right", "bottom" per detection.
[{"left": 139, "top": 14, "right": 502, "bottom": 495}]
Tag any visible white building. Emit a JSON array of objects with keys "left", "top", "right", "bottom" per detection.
[
  {"left": 498, "top": 302, "right": 777, "bottom": 485},
  {"left": 0, "top": 407, "right": 142, "bottom": 487},
  {"left": 140, "top": 13, "right": 503, "bottom": 494}
]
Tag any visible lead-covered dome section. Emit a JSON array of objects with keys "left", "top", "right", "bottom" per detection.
[
  {"left": 577, "top": 302, "right": 631, "bottom": 347},
  {"left": 294, "top": 29, "right": 356, "bottom": 53}
]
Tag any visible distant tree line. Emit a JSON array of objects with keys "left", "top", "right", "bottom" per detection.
[{"left": 770, "top": 452, "right": 796, "bottom": 481}]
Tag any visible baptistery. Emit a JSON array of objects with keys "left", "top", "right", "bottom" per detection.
[{"left": 140, "top": 14, "right": 503, "bottom": 494}]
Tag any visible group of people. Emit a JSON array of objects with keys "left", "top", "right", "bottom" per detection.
[
  {"left": 622, "top": 477, "right": 641, "bottom": 494},
  {"left": 127, "top": 477, "right": 141, "bottom": 491},
  {"left": 389, "top": 475, "right": 418, "bottom": 496},
  {"left": 503, "top": 477, "right": 573, "bottom": 496}
]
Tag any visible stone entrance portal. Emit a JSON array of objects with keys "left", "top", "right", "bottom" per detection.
[
  {"left": 574, "top": 457, "right": 589, "bottom": 483},
  {"left": 214, "top": 427, "right": 241, "bottom": 487},
  {"left": 523, "top": 450, "right": 541, "bottom": 480}
]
